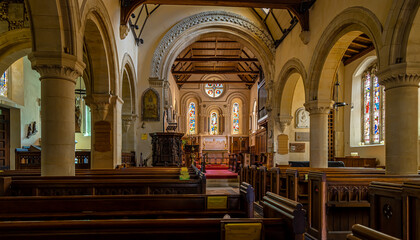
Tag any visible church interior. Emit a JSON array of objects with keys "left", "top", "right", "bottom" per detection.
[{"left": 0, "top": 0, "right": 419, "bottom": 239}]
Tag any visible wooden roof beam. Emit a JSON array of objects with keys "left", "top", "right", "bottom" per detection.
[
  {"left": 172, "top": 70, "right": 259, "bottom": 75},
  {"left": 175, "top": 58, "right": 259, "bottom": 62}
]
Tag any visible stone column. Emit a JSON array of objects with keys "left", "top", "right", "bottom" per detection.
[
  {"left": 378, "top": 64, "right": 420, "bottom": 175},
  {"left": 29, "top": 52, "right": 84, "bottom": 176},
  {"left": 304, "top": 100, "right": 333, "bottom": 168}
]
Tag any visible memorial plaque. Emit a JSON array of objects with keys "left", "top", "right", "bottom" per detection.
[
  {"left": 277, "top": 134, "right": 288, "bottom": 155},
  {"left": 295, "top": 132, "right": 310, "bottom": 141},
  {"left": 289, "top": 143, "right": 305, "bottom": 153},
  {"left": 94, "top": 121, "right": 111, "bottom": 152}
]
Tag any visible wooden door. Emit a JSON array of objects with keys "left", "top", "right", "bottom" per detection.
[{"left": 0, "top": 107, "right": 10, "bottom": 169}]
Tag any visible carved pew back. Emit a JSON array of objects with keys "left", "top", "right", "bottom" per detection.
[
  {"left": 369, "top": 181, "right": 420, "bottom": 240},
  {"left": 307, "top": 172, "right": 420, "bottom": 240}
]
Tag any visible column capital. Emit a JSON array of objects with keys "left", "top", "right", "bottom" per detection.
[
  {"left": 148, "top": 77, "right": 165, "bottom": 88},
  {"left": 85, "top": 93, "right": 120, "bottom": 121},
  {"left": 377, "top": 63, "right": 420, "bottom": 90},
  {"left": 122, "top": 114, "right": 138, "bottom": 132},
  {"left": 28, "top": 52, "right": 85, "bottom": 83},
  {"left": 304, "top": 99, "right": 333, "bottom": 114}
]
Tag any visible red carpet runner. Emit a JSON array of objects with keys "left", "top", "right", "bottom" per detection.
[{"left": 204, "top": 169, "right": 238, "bottom": 179}]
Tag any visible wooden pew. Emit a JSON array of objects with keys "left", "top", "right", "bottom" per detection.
[
  {"left": 262, "top": 192, "right": 306, "bottom": 240},
  {"left": 286, "top": 168, "right": 385, "bottom": 211},
  {"left": 0, "top": 190, "right": 308, "bottom": 240},
  {"left": 0, "top": 182, "right": 253, "bottom": 221},
  {"left": 335, "top": 157, "right": 377, "bottom": 168},
  {"left": 307, "top": 172, "right": 420, "bottom": 240},
  {"left": 0, "top": 175, "right": 206, "bottom": 196},
  {"left": 0, "top": 218, "right": 292, "bottom": 240},
  {"left": 347, "top": 224, "right": 400, "bottom": 240},
  {"left": 369, "top": 181, "right": 420, "bottom": 240}
]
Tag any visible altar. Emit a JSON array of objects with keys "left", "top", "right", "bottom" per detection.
[{"left": 201, "top": 136, "right": 228, "bottom": 165}]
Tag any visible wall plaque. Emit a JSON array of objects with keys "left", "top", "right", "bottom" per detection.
[
  {"left": 289, "top": 143, "right": 305, "bottom": 153},
  {"left": 277, "top": 134, "right": 288, "bottom": 155},
  {"left": 295, "top": 132, "right": 310, "bottom": 141},
  {"left": 295, "top": 107, "right": 310, "bottom": 128}
]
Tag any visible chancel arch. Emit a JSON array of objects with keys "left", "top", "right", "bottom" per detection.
[{"left": 149, "top": 11, "right": 275, "bottom": 83}]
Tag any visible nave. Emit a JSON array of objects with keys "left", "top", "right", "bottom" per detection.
[{"left": 0, "top": 0, "right": 420, "bottom": 239}]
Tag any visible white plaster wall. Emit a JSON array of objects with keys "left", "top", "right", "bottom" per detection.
[{"left": 21, "top": 56, "right": 41, "bottom": 147}]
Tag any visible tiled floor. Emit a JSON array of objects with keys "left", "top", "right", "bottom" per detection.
[{"left": 206, "top": 186, "right": 239, "bottom": 195}]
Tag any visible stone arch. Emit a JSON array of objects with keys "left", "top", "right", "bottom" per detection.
[
  {"left": 0, "top": 29, "right": 32, "bottom": 75},
  {"left": 79, "top": 0, "right": 119, "bottom": 95},
  {"left": 308, "top": 7, "right": 383, "bottom": 102},
  {"left": 150, "top": 11, "right": 275, "bottom": 82},
  {"left": 275, "top": 58, "right": 308, "bottom": 119},
  {"left": 121, "top": 53, "right": 137, "bottom": 116},
  {"left": 207, "top": 105, "right": 224, "bottom": 135},
  {"left": 382, "top": 0, "right": 420, "bottom": 67},
  {"left": 26, "top": 0, "right": 79, "bottom": 54}
]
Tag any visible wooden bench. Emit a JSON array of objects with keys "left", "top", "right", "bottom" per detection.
[
  {"left": 307, "top": 172, "right": 420, "bottom": 240},
  {"left": 0, "top": 218, "right": 292, "bottom": 240},
  {"left": 347, "top": 224, "right": 400, "bottom": 240},
  {"left": 0, "top": 183, "right": 307, "bottom": 240},
  {"left": 335, "top": 157, "right": 377, "bottom": 168},
  {"left": 0, "top": 174, "right": 206, "bottom": 196}
]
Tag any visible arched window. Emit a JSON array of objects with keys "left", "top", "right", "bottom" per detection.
[
  {"left": 362, "top": 64, "right": 385, "bottom": 144},
  {"left": 0, "top": 70, "right": 8, "bottom": 97},
  {"left": 188, "top": 102, "right": 196, "bottom": 134},
  {"left": 232, "top": 102, "right": 239, "bottom": 134},
  {"left": 210, "top": 111, "right": 218, "bottom": 135}
]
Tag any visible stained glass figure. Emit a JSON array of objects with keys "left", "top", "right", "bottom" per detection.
[
  {"left": 0, "top": 71, "right": 8, "bottom": 97},
  {"left": 188, "top": 102, "right": 196, "bottom": 134},
  {"left": 210, "top": 112, "right": 218, "bottom": 135},
  {"left": 232, "top": 102, "right": 239, "bottom": 134},
  {"left": 205, "top": 83, "right": 223, "bottom": 98},
  {"left": 362, "top": 65, "right": 385, "bottom": 145}
]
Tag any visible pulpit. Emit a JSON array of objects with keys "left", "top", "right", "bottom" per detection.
[{"left": 150, "top": 132, "right": 184, "bottom": 167}]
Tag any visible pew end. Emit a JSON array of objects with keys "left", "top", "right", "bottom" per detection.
[
  {"left": 347, "top": 224, "right": 401, "bottom": 240},
  {"left": 262, "top": 192, "right": 306, "bottom": 240}
]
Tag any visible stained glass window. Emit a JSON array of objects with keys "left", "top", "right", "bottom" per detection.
[
  {"left": 362, "top": 65, "right": 385, "bottom": 145},
  {"left": 232, "top": 102, "right": 239, "bottom": 134},
  {"left": 0, "top": 71, "right": 8, "bottom": 97},
  {"left": 205, "top": 83, "right": 223, "bottom": 98},
  {"left": 210, "top": 112, "right": 218, "bottom": 135},
  {"left": 188, "top": 102, "right": 196, "bottom": 134}
]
